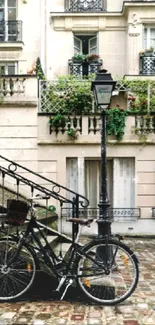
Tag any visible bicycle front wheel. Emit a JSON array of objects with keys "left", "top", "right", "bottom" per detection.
[
  {"left": 77, "top": 239, "right": 139, "bottom": 306},
  {"left": 0, "top": 239, "right": 36, "bottom": 301}
]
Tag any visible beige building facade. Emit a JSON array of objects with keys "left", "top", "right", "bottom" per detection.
[{"left": 1, "top": 1, "right": 155, "bottom": 235}]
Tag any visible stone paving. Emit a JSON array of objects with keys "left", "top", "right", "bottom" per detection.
[{"left": 0, "top": 238, "right": 155, "bottom": 325}]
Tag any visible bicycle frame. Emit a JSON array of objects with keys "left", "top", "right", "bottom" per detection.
[{"left": 5, "top": 216, "right": 110, "bottom": 282}]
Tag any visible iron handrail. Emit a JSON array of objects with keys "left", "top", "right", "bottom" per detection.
[{"left": 0, "top": 155, "right": 89, "bottom": 208}]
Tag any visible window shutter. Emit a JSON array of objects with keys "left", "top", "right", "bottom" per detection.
[
  {"left": 150, "top": 28, "right": 155, "bottom": 49},
  {"left": 113, "top": 158, "right": 135, "bottom": 208},
  {"left": 74, "top": 36, "right": 82, "bottom": 55},
  {"left": 88, "top": 35, "right": 98, "bottom": 54},
  {"left": 66, "top": 158, "right": 78, "bottom": 203}
]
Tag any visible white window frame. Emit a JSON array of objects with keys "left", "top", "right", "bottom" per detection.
[
  {"left": 0, "top": 0, "right": 17, "bottom": 41},
  {"left": 73, "top": 34, "right": 98, "bottom": 55},
  {"left": 0, "top": 61, "right": 18, "bottom": 75},
  {"left": 143, "top": 25, "right": 155, "bottom": 50},
  {"left": 0, "top": 0, "right": 17, "bottom": 20}
]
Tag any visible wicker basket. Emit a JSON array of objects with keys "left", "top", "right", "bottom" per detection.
[{"left": 6, "top": 199, "right": 29, "bottom": 226}]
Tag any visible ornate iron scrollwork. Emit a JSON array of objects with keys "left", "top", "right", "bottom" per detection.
[{"left": 65, "top": 0, "right": 106, "bottom": 12}]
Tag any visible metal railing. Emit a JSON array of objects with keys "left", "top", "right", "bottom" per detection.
[
  {"left": 65, "top": 0, "right": 107, "bottom": 11},
  {"left": 62, "top": 207, "right": 140, "bottom": 222},
  {"left": 0, "top": 154, "right": 89, "bottom": 242},
  {"left": 0, "top": 20, "right": 22, "bottom": 42},
  {"left": 139, "top": 54, "right": 155, "bottom": 75},
  {"left": 68, "top": 59, "right": 103, "bottom": 77}
]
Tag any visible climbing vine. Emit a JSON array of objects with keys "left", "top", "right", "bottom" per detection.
[{"left": 107, "top": 106, "right": 128, "bottom": 141}]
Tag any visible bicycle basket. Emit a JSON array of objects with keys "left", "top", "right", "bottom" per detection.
[{"left": 6, "top": 199, "right": 29, "bottom": 226}]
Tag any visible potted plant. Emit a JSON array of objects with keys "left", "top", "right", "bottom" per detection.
[
  {"left": 72, "top": 54, "right": 87, "bottom": 63},
  {"left": 139, "top": 47, "right": 154, "bottom": 56},
  {"left": 85, "top": 54, "right": 100, "bottom": 62}
]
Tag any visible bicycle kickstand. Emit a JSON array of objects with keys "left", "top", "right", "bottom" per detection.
[{"left": 60, "top": 279, "right": 73, "bottom": 301}]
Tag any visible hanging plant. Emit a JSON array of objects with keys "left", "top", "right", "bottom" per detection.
[
  {"left": 107, "top": 106, "right": 128, "bottom": 141},
  {"left": 67, "top": 128, "right": 78, "bottom": 139}
]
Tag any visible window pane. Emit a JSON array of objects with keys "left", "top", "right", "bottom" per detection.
[
  {"left": 8, "top": 8, "right": 16, "bottom": 20},
  {"left": 89, "top": 37, "right": 97, "bottom": 49},
  {"left": 8, "top": 0, "right": 16, "bottom": 7},
  {"left": 144, "top": 28, "right": 147, "bottom": 49},
  {"left": 0, "top": 9, "right": 4, "bottom": 21},
  {"left": 8, "top": 64, "right": 15, "bottom": 75},
  {"left": 0, "top": 1, "right": 4, "bottom": 7},
  {"left": 150, "top": 28, "right": 155, "bottom": 49},
  {"left": 0, "top": 65, "right": 5, "bottom": 75}
]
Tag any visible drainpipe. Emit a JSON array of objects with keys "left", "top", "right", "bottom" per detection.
[{"left": 40, "top": 0, "right": 46, "bottom": 74}]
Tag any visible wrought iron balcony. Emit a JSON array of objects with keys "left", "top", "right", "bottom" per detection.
[
  {"left": 139, "top": 54, "right": 155, "bottom": 75},
  {"left": 65, "top": 0, "right": 107, "bottom": 12},
  {"left": 68, "top": 58, "right": 103, "bottom": 77},
  {"left": 0, "top": 20, "right": 22, "bottom": 42}
]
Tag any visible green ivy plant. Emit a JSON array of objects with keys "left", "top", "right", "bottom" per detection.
[
  {"left": 107, "top": 106, "right": 128, "bottom": 141},
  {"left": 67, "top": 128, "right": 78, "bottom": 139},
  {"left": 49, "top": 114, "right": 68, "bottom": 129},
  {"left": 44, "top": 75, "right": 94, "bottom": 115}
]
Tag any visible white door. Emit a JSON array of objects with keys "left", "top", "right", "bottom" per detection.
[{"left": 113, "top": 158, "right": 135, "bottom": 208}]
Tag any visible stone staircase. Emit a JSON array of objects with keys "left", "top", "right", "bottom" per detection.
[{"left": 0, "top": 154, "right": 89, "bottom": 259}]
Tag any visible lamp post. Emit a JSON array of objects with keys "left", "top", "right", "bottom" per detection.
[{"left": 91, "top": 69, "right": 116, "bottom": 239}]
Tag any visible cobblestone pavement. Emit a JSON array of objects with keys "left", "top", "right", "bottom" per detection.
[{"left": 0, "top": 238, "right": 155, "bottom": 325}]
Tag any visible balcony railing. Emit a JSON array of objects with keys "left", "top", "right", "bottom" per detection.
[
  {"left": 135, "top": 115, "right": 155, "bottom": 134},
  {"left": 0, "top": 20, "right": 22, "bottom": 42},
  {"left": 139, "top": 54, "right": 155, "bottom": 75},
  {"left": 65, "top": 0, "right": 107, "bottom": 12},
  {"left": 68, "top": 59, "right": 103, "bottom": 77},
  {"left": 0, "top": 75, "right": 37, "bottom": 103},
  {"left": 38, "top": 114, "right": 155, "bottom": 144}
]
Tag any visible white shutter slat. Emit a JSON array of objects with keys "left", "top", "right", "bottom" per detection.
[{"left": 113, "top": 158, "right": 135, "bottom": 209}]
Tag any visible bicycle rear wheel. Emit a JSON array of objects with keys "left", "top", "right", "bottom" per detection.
[
  {"left": 0, "top": 238, "right": 36, "bottom": 301},
  {"left": 77, "top": 239, "right": 139, "bottom": 306}
]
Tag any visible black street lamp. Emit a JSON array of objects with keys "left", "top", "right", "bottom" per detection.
[{"left": 91, "top": 69, "right": 116, "bottom": 239}]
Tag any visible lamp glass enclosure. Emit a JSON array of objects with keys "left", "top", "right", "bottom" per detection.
[{"left": 93, "top": 84, "right": 113, "bottom": 107}]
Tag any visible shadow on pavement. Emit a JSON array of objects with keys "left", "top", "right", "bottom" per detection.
[{"left": 21, "top": 271, "right": 95, "bottom": 304}]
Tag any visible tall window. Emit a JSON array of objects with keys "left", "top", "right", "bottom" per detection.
[
  {"left": 144, "top": 26, "right": 155, "bottom": 49},
  {"left": 74, "top": 34, "right": 98, "bottom": 55},
  {"left": 0, "top": 62, "right": 17, "bottom": 75},
  {"left": 0, "top": 0, "right": 17, "bottom": 21},
  {"left": 0, "top": 0, "right": 18, "bottom": 41}
]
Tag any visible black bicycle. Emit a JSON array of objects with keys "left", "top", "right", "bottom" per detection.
[{"left": 0, "top": 196, "right": 139, "bottom": 306}]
